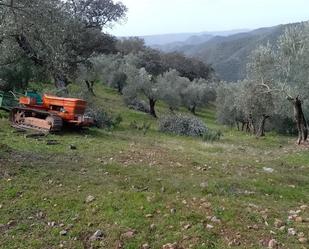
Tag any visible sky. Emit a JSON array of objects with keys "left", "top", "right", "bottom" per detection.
[{"left": 109, "top": 0, "right": 309, "bottom": 36}]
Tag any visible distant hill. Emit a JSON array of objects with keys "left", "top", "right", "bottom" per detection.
[
  {"left": 150, "top": 23, "right": 303, "bottom": 81},
  {"left": 139, "top": 29, "right": 250, "bottom": 46}
]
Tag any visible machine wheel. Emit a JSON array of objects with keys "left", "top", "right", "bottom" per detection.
[
  {"left": 14, "top": 110, "right": 26, "bottom": 124},
  {"left": 46, "top": 115, "right": 63, "bottom": 131}
]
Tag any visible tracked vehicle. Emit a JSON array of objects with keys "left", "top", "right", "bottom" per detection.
[{"left": 7, "top": 91, "right": 93, "bottom": 133}]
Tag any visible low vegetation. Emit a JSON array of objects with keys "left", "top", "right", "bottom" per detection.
[
  {"left": 158, "top": 114, "right": 207, "bottom": 137},
  {"left": 0, "top": 85, "right": 308, "bottom": 249},
  {"left": 0, "top": 1, "right": 308, "bottom": 249}
]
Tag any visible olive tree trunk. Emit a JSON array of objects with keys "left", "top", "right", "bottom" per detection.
[
  {"left": 149, "top": 98, "right": 157, "bottom": 118},
  {"left": 85, "top": 80, "right": 96, "bottom": 96},
  {"left": 246, "top": 114, "right": 255, "bottom": 134},
  {"left": 256, "top": 114, "right": 270, "bottom": 137},
  {"left": 54, "top": 73, "right": 68, "bottom": 92},
  {"left": 290, "top": 97, "right": 308, "bottom": 144},
  {"left": 189, "top": 104, "right": 196, "bottom": 115}
]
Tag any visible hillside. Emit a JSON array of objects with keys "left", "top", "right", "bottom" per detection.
[
  {"left": 154, "top": 23, "right": 302, "bottom": 81},
  {"left": 1, "top": 84, "right": 308, "bottom": 248},
  {"left": 138, "top": 29, "right": 250, "bottom": 46}
]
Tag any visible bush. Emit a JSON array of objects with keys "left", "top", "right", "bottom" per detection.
[
  {"left": 267, "top": 115, "right": 297, "bottom": 135},
  {"left": 0, "top": 110, "right": 9, "bottom": 119},
  {"left": 127, "top": 98, "right": 150, "bottom": 113},
  {"left": 159, "top": 114, "right": 207, "bottom": 137},
  {"left": 86, "top": 107, "right": 122, "bottom": 129},
  {"left": 202, "top": 129, "right": 222, "bottom": 142},
  {"left": 130, "top": 120, "right": 151, "bottom": 134}
]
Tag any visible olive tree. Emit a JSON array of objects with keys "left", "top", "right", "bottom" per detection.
[
  {"left": 0, "top": 0, "right": 127, "bottom": 89},
  {"left": 124, "top": 66, "right": 159, "bottom": 117},
  {"left": 253, "top": 24, "right": 309, "bottom": 144},
  {"left": 180, "top": 78, "right": 215, "bottom": 115},
  {"left": 242, "top": 44, "right": 277, "bottom": 136},
  {"left": 276, "top": 24, "right": 309, "bottom": 144},
  {"left": 157, "top": 69, "right": 183, "bottom": 111}
]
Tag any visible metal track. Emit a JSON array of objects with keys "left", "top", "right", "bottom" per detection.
[{"left": 10, "top": 107, "right": 63, "bottom": 133}]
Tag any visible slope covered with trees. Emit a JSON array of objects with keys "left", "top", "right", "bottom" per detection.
[
  {"left": 156, "top": 23, "right": 303, "bottom": 81},
  {"left": 216, "top": 22, "right": 309, "bottom": 144}
]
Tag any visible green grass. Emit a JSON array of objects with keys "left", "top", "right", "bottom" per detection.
[{"left": 0, "top": 84, "right": 308, "bottom": 249}]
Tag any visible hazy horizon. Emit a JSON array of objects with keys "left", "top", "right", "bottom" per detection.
[{"left": 109, "top": 0, "right": 309, "bottom": 37}]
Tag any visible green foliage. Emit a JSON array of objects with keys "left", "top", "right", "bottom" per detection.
[
  {"left": 88, "top": 107, "right": 122, "bottom": 129},
  {"left": 216, "top": 82, "right": 241, "bottom": 126},
  {"left": 0, "top": 84, "right": 308, "bottom": 249},
  {"left": 0, "top": 110, "right": 9, "bottom": 119},
  {"left": 126, "top": 99, "right": 150, "bottom": 113},
  {"left": 129, "top": 120, "right": 151, "bottom": 134},
  {"left": 158, "top": 114, "right": 207, "bottom": 137},
  {"left": 0, "top": 0, "right": 127, "bottom": 89},
  {"left": 160, "top": 52, "right": 215, "bottom": 80},
  {"left": 202, "top": 129, "right": 222, "bottom": 142},
  {"left": 216, "top": 23, "right": 309, "bottom": 138}
]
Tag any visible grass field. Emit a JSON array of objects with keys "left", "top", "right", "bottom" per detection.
[{"left": 0, "top": 85, "right": 308, "bottom": 249}]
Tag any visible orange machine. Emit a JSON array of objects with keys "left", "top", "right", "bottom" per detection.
[{"left": 10, "top": 92, "right": 94, "bottom": 132}]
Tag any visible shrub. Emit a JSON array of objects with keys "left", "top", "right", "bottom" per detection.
[
  {"left": 86, "top": 107, "right": 122, "bottom": 129},
  {"left": 202, "top": 129, "right": 222, "bottom": 142},
  {"left": 0, "top": 110, "right": 9, "bottom": 119},
  {"left": 159, "top": 114, "right": 207, "bottom": 137},
  {"left": 130, "top": 120, "right": 151, "bottom": 134},
  {"left": 127, "top": 98, "right": 150, "bottom": 113}
]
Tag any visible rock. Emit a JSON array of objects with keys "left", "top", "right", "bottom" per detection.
[
  {"left": 274, "top": 219, "right": 284, "bottom": 228},
  {"left": 288, "top": 228, "right": 296, "bottom": 236},
  {"left": 150, "top": 224, "right": 156, "bottom": 231},
  {"left": 89, "top": 229, "right": 104, "bottom": 241},
  {"left": 288, "top": 215, "right": 297, "bottom": 221},
  {"left": 47, "top": 221, "right": 56, "bottom": 227},
  {"left": 210, "top": 216, "right": 221, "bottom": 223},
  {"left": 268, "top": 239, "right": 278, "bottom": 248},
  {"left": 59, "top": 230, "right": 67, "bottom": 236},
  {"left": 263, "top": 167, "right": 274, "bottom": 173},
  {"left": 142, "top": 243, "right": 150, "bottom": 249},
  {"left": 162, "top": 242, "right": 178, "bottom": 249},
  {"left": 170, "top": 208, "right": 176, "bottom": 214},
  {"left": 298, "top": 237, "right": 307, "bottom": 244},
  {"left": 295, "top": 216, "right": 303, "bottom": 222},
  {"left": 7, "top": 220, "right": 16, "bottom": 226},
  {"left": 206, "top": 224, "right": 214, "bottom": 229},
  {"left": 279, "top": 226, "right": 285, "bottom": 231},
  {"left": 228, "top": 239, "right": 241, "bottom": 246},
  {"left": 115, "top": 240, "right": 124, "bottom": 249},
  {"left": 85, "top": 195, "right": 95, "bottom": 203},
  {"left": 200, "top": 182, "right": 208, "bottom": 188},
  {"left": 121, "top": 230, "right": 136, "bottom": 239},
  {"left": 289, "top": 210, "right": 301, "bottom": 215},
  {"left": 145, "top": 214, "right": 153, "bottom": 218},
  {"left": 183, "top": 224, "right": 191, "bottom": 230},
  {"left": 247, "top": 224, "right": 259, "bottom": 230},
  {"left": 298, "top": 232, "right": 305, "bottom": 238},
  {"left": 300, "top": 205, "right": 307, "bottom": 210},
  {"left": 36, "top": 211, "right": 44, "bottom": 218},
  {"left": 69, "top": 144, "right": 77, "bottom": 150}
]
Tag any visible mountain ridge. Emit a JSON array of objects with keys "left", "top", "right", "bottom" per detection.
[{"left": 149, "top": 23, "right": 305, "bottom": 81}]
